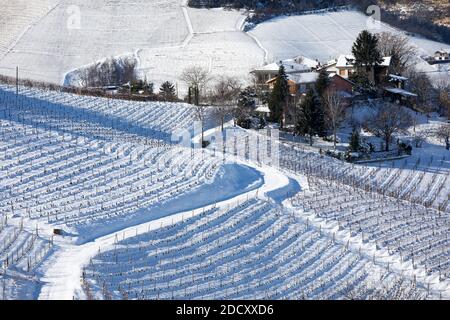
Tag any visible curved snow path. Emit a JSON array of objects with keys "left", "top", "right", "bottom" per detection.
[
  {"left": 37, "top": 162, "right": 291, "bottom": 300},
  {"left": 246, "top": 32, "right": 270, "bottom": 65}
]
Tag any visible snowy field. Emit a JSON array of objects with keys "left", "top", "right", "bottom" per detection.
[
  {"left": 0, "top": 0, "right": 56, "bottom": 60},
  {"left": 248, "top": 10, "right": 449, "bottom": 63},
  {"left": 1, "top": 3, "right": 448, "bottom": 90},
  {"left": 0, "top": 0, "right": 264, "bottom": 91},
  {"left": 0, "top": 0, "right": 189, "bottom": 83}
]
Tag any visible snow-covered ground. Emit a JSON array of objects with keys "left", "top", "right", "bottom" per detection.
[
  {"left": 1, "top": 3, "right": 449, "bottom": 300},
  {"left": 248, "top": 10, "right": 450, "bottom": 85},
  {"left": 0, "top": 0, "right": 57, "bottom": 60},
  {"left": 248, "top": 10, "right": 448, "bottom": 63},
  {"left": 0, "top": 0, "right": 264, "bottom": 92},
  {"left": 1, "top": 2, "right": 448, "bottom": 90},
  {"left": 0, "top": 0, "right": 189, "bottom": 83},
  {"left": 0, "top": 84, "right": 449, "bottom": 300}
]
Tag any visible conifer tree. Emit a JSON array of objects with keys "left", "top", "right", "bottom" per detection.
[
  {"left": 349, "top": 129, "right": 361, "bottom": 152},
  {"left": 352, "top": 30, "right": 383, "bottom": 73},
  {"left": 188, "top": 87, "right": 192, "bottom": 104},
  {"left": 194, "top": 86, "right": 200, "bottom": 106},
  {"left": 295, "top": 89, "right": 323, "bottom": 146},
  {"left": 159, "top": 81, "right": 176, "bottom": 101},
  {"left": 268, "top": 64, "right": 288, "bottom": 127},
  {"left": 315, "top": 68, "right": 329, "bottom": 137},
  {"left": 315, "top": 69, "right": 329, "bottom": 99}
]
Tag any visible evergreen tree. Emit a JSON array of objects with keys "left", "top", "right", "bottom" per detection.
[
  {"left": 188, "top": 87, "right": 192, "bottom": 104},
  {"left": 352, "top": 30, "right": 383, "bottom": 73},
  {"left": 349, "top": 72, "right": 376, "bottom": 96},
  {"left": 159, "top": 81, "right": 176, "bottom": 101},
  {"left": 234, "top": 86, "right": 256, "bottom": 127},
  {"left": 315, "top": 68, "right": 329, "bottom": 137},
  {"left": 295, "top": 89, "right": 323, "bottom": 146},
  {"left": 315, "top": 69, "right": 329, "bottom": 98},
  {"left": 147, "top": 82, "right": 154, "bottom": 95},
  {"left": 268, "top": 64, "right": 288, "bottom": 127},
  {"left": 143, "top": 77, "right": 154, "bottom": 95},
  {"left": 194, "top": 86, "right": 200, "bottom": 106},
  {"left": 349, "top": 129, "right": 361, "bottom": 152},
  {"left": 130, "top": 79, "right": 145, "bottom": 94},
  {"left": 238, "top": 86, "right": 256, "bottom": 109},
  {"left": 351, "top": 30, "right": 383, "bottom": 88}
]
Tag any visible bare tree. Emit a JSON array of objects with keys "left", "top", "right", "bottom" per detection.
[
  {"left": 406, "top": 70, "right": 434, "bottom": 112},
  {"left": 435, "top": 123, "right": 450, "bottom": 150},
  {"left": 376, "top": 32, "right": 417, "bottom": 74},
  {"left": 210, "top": 76, "right": 242, "bottom": 131},
  {"left": 435, "top": 65, "right": 450, "bottom": 92},
  {"left": 180, "top": 66, "right": 211, "bottom": 105},
  {"left": 323, "top": 89, "right": 347, "bottom": 149},
  {"left": 411, "top": 129, "right": 432, "bottom": 148},
  {"left": 364, "top": 103, "right": 412, "bottom": 152},
  {"left": 77, "top": 56, "right": 136, "bottom": 88}
]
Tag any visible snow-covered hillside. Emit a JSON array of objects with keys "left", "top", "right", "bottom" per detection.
[
  {"left": 0, "top": 0, "right": 264, "bottom": 92},
  {"left": 248, "top": 10, "right": 448, "bottom": 63},
  {"left": 0, "top": 0, "right": 56, "bottom": 60},
  {"left": 0, "top": 0, "right": 189, "bottom": 83},
  {"left": 1, "top": 2, "right": 448, "bottom": 90},
  {"left": 0, "top": 84, "right": 449, "bottom": 300}
]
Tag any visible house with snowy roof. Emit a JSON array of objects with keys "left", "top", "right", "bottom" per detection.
[
  {"left": 434, "top": 49, "right": 450, "bottom": 61},
  {"left": 250, "top": 56, "right": 320, "bottom": 90},
  {"left": 333, "top": 54, "right": 392, "bottom": 84},
  {"left": 266, "top": 72, "right": 319, "bottom": 96},
  {"left": 263, "top": 71, "right": 320, "bottom": 126},
  {"left": 383, "top": 74, "right": 419, "bottom": 110}
]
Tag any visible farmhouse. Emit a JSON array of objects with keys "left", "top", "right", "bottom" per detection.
[
  {"left": 251, "top": 56, "right": 319, "bottom": 91},
  {"left": 383, "top": 74, "right": 418, "bottom": 109},
  {"left": 266, "top": 72, "right": 319, "bottom": 96},
  {"left": 434, "top": 49, "right": 450, "bottom": 61},
  {"left": 328, "top": 74, "right": 354, "bottom": 97},
  {"left": 333, "top": 55, "right": 392, "bottom": 84}
]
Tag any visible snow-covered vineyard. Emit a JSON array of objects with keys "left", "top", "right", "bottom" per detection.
[
  {"left": 0, "top": 84, "right": 449, "bottom": 300},
  {"left": 232, "top": 130, "right": 450, "bottom": 214},
  {"left": 83, "top": 198, "right": 428, "bottom": 300}
]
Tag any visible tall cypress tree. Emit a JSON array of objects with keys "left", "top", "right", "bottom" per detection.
[
  {"left": 295, "top": 89, "right": 323, "bottom": 146},
  {"left": 188, "top": 87, "right": 192, "bottom": 104},
  {"left": 349, "top": 129, "right": 361, "bottom": 152},
  {"left": 315, "top": 68, "right": 329, "bottom": 137},
  {"left": 315, "top": 69, "right": 329, "bottom": 99},
  {"left": 268, "top": 64, "right": 288, "bottom": 127}
]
